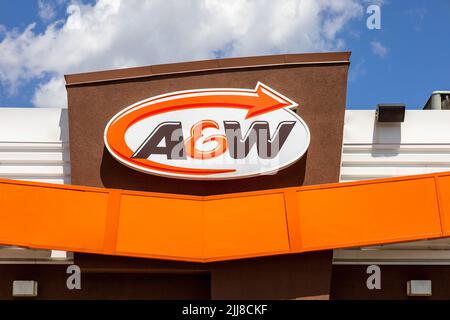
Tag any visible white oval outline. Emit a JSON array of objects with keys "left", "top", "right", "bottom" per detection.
[{"left": 104, "top": 85, "right": 310, "bottom": 180}]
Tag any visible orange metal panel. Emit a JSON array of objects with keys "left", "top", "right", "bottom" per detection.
[
  {"left": 203, "top": 193, "right": 290, "bottom": 261},
  {"left": 115, "top": 194, "right": 204, "bottom": 260},
  {"left": 0, "top": 173, "right": 449, "bottom": 262},
  {"left": 0, "top": 183, "right": 108, "bottom": 252},
  {"left": 32, "top": 188, "right": 109, "bottom": 252},
  {"left": 296, "top": 177, "right": 442, "bottom": 251},
  {"left": 102, "top": 190, "right": 122, "bottom": 254},
  {"left": 437, "top": 175, "right": 450, "bottom": 236},
  {"left": 283, "top": 190, "right": 302, "bottom": 251},
  {"left": 0, "top": 183, "right": 36, "bottom": 247}
]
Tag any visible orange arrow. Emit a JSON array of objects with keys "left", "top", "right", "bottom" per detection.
[{"left": 245, "top": 82, "right": 298, "bottom": 119}]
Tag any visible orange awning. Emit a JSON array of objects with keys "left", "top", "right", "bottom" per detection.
[{"left": 0, "top": 172, "right": 449, "bottom": 262}]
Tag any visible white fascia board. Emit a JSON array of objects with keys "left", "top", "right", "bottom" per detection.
[
  {"left": 333, "top": 249, "right": 450, "bottom": 265},
  {"left": 344, "top": 110, "right": 450, "bottom": 145},
  {"left": 0, "top": 108, "right": 68, "bottom": 143}
]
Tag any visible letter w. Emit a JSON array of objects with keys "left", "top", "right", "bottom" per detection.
[{"left": 224, "top": 121, "right": 295, "bottom": 159}]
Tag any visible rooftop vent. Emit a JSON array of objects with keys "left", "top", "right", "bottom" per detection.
[
  {"left": 423, "top": 91, "right": 450, "bottom": 110},
  {"left": 376, "top": 104, "right": 406, "bottom": 122}
]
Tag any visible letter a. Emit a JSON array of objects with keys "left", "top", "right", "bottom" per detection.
[
  {"left": 366, "top": 5, "right": 381, "bottom": 30},
  {"left": 66, "top": 264, "right": 81, "bottom": 290},
  {"left": 366, "top": 265, "right": 381, "bottom": 290}
]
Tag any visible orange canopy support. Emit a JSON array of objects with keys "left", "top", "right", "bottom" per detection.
[{"left": 0, "top": 172, "right": 450, "bottom": 262}]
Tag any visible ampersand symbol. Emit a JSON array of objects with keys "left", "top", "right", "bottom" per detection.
[{"left": 185, "top": 120, "right": 228, "bottom": 159}]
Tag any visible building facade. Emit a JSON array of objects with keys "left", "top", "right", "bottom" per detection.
[{"left": 0, "top": 52, "right": 449, "bottom": 299}]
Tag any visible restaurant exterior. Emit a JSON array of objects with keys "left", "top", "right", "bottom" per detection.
[{"left": 0, "top": 51, "right": 450, "bottom": 299}]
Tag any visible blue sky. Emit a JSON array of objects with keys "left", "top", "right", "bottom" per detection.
[
  {"left": 346, "top": 0, "right": 450, "bottom": 109},
  {"left": 0, "top": 0, "right": 449, "bottom": 109}
]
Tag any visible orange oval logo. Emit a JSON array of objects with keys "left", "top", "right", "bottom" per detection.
[{"left": 104, "top": 82, "right": 310, "bottom": 180}]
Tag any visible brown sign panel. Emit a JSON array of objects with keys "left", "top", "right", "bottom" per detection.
[{"left": 66, "top": 52, "right": 350, "bottom": 195}]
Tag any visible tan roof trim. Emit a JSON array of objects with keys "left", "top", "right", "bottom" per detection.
[{"left": 64, "top": 51, "right": 351, "bottom": 86}]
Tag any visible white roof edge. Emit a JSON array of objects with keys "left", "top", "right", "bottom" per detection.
[
  {"left": 344, "top": 109, "right": 450, "bottom": 144},
  {"left": 0, "top": 108, "right": 69, "bottom": 143},
  {"left": 432, "top": 91, "right": 450, "bottom": 95}
]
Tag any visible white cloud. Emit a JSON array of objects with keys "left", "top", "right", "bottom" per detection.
[
  {"left": 349, "top": 58, "right": 367, "bottom": 82},
  {"left": 370, "top": 40, "right": 388, "bottom": 58},
  {"left": 362, "top": 0, "right": 386, "bottom": 7},
  {"left": 0, "top": 0, "right": 364, "bottom": 107},
  {"left": 38, "top": 0, "right": 61, "bottom": 22},
  {"left": 32, "top": 76, "right": 67, "bottom": 108},
  {"left": 38, "top": 1, "right": 55, "bottom": 21}
]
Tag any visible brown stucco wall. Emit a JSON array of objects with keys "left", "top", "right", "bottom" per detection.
[
  {"left": 331, "top": 265, "right": 450, "bottom": 300},
  {"left": 66, "top": 53, "right": 349, "bottom": 195},
  {"left": 74, "top": 251, "right": 333, "bottom": 300},
  {"left": 63, "top": 52, "right": 350, "bottom": 300},
  {"left": 0, "top": 264, "right": 210, "bottom": 300},
  {"left": 0, "top": 252, "right": 332, "bottom": 300},
  {"left": 210, "top": 252, "right": 333, "bottom": 300}
]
